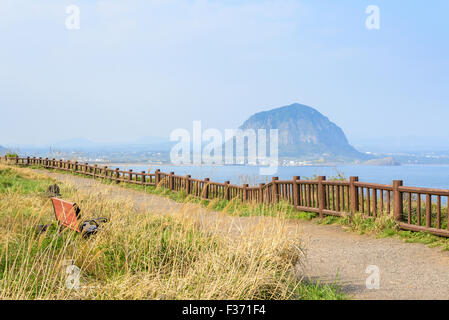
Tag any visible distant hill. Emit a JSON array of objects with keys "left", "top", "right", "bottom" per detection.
[
  {"left": 239, "top": 103, "right": 370, "bottom": 161},
  {"left": 51, "top": 138, "right": 97, "bottom": 149}
]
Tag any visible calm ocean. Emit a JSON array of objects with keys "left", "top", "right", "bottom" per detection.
[{"left": 117, "top": 164, "right": 449, "bottom": 190}]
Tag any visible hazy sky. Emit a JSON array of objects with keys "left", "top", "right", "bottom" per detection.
[{"left": 1, "top": 0, "right": 448, "bottom": 146}]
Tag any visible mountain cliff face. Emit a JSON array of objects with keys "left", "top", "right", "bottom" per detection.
[{"left": 239, "top": 103, "right": 368, "bottom": 160}]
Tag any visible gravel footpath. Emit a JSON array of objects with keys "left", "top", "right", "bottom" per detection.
[{"left": 39, "top": 170, "right": 449, "bottom": 300}]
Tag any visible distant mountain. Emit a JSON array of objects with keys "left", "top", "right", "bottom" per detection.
[
  {"left": 47, "top": 137, "right": 175, "bottom": 152},
  {"left": 131, "top": 136, "right": 174, "bottom": 151},
  {"left": 51, "top": 138, "right": 97, "bottom": 149},
  {"left": 0, "top": 145, "right": 6, "bottom": 155},
  {"left": 239, "top": 103, "right": 370, "bottom": 161}
]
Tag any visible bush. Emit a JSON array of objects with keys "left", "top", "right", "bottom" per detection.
[{"left": 5, "top": 153, "right": 18, "bottom": 158}]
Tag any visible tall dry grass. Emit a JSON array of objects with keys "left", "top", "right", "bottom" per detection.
[{"left": 0, "top": 164, "right": 304, "bottom": 300}]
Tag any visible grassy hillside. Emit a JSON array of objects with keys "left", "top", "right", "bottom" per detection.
[{"left": 0, "top": 165, "right": 345, "bottom": 300}]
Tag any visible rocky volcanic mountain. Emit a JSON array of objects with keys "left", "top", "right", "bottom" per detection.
[{"left": 239, "top": 103, "right": 369, "bottom": 161}]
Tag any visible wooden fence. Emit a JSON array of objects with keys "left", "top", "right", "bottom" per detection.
[{"left": 3, "top": 155, "right": 449, "bottom": 237}]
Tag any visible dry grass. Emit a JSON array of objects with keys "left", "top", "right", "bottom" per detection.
[{"left": 0, "top": 164, "right": 307, "bottom": 300}]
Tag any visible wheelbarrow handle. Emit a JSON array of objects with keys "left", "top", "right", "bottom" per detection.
[{"left": 90, "top": 217, "right": 108, "bottom": 223}]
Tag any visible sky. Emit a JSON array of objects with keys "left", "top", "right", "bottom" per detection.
[{"left": 0, "top": 0, "right": 448, "bottom": 147}]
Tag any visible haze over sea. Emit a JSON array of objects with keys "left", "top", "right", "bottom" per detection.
[{"left": 118, "top": 164, "right": 449, "bottom": 190}]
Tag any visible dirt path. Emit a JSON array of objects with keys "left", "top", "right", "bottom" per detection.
[{"left": 40, "top": 171, "right": 449, "bottom": 300}]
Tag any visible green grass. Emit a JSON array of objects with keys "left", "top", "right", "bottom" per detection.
[
  {"left": 0, "top": 167, "right": 54, "bottom": 194},
  {"left": 295, "top": 281, "right": 346, "bottom": 300}
]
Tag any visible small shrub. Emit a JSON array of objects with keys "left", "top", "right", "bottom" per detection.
[{"left": 6, "top": 153, "right": 19, "bottom": 158}]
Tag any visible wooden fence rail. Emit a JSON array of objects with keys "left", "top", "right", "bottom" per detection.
[{"left": 3, "top": 155, "right": 449, "bottom": 237}]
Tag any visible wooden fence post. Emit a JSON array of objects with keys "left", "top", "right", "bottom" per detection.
[
  {"left": 129, "top": 169, "right": 133, "bottom": 183},
  {"left": 186, "top": 175, "right": 191, "bottom": 194},
  {"left": 272, "top": 177, "right": 279, "bottom": 203},
  {"left": 243, "top": 184, "right": 248, "bottom": 202},
  {"left": 393, "top": 180, "right": 403, "bottom": 222},
  {"left": 115, "top": 168, "right": 120, "bottom": 183},
  {"left": 155, "top": 169, "right": 160, "bottom": 186},
  {"left": 93, "top": 164, "right": 98, "bottom": 178},
  {"left": 169, "top": 172, "right": 174, "bottom": 190},
  {"left": 318, "top": 176, "right": 326, "bottom": 219},
  {"left": 292, "top": 176, "right": 300, "bottom": 207},
  {"left": 350, "top": 176, "right": 359, "bottom": 216},
  {"left": 204, "top": 178, "right": 210, "bottom": 199},
  {"left": 224, "top": 181, "right": 230, "bottom": 201},
  {"left": 259, "top": 183, "right": 265, "bottom": 203},
  {"left": 426, "top": 193, "right": 432, "bottom": 228}
]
